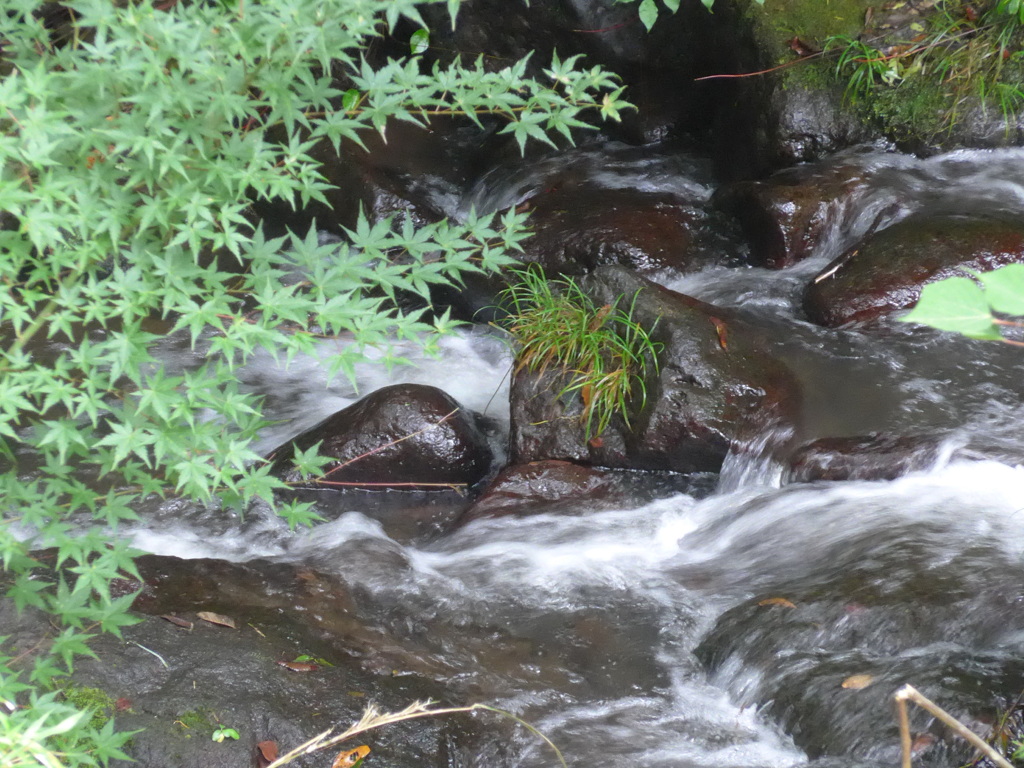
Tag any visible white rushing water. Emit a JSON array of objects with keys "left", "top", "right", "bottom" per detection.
[{"left": 126, "top": 143, "right": 1024, "bottom": 767}]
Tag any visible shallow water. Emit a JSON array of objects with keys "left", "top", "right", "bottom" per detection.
[{"left": 129, "top": 143, "right": 1024, "bottom": 767}]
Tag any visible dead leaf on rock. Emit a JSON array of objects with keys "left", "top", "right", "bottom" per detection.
[
  {"left": 910, "top": 733, "right": 935, "bottom": 755},
  {"left": 257, "top": 740, "right": 278, "bottom": 766},
  {"left": 197, "top": 611, "right": 237, "bottom": 629},
  {"left": 841, "top": 674, "right": 874, "bottom": 690},
  {"left": 160, "top": 614, "right": 194, "bottom": 629},
  {"left": 332, "top": 745, "right": 370, "bottom": 768},
  {"left": 758, "top": 597, "right": 796, "bottom": 609}
]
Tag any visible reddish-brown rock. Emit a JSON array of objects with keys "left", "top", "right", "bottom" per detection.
[
  {"left": 518, "top": 187, "right": 701, "bottom": 276},
  {"left": 714, "top": 160, "right": 897, "bottom": 269},
  {"left": 804, "top": 213, "right": 1024, "bottom": 327},
  {"left": 787, "top": 433, "right": 945, "bottom": 483},
  {"left": 458, "top": 460, "right": 701, "bottom": 525}
]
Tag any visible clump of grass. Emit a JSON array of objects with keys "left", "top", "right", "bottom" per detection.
[
  {"left": 827, "top": 35, "right": 903, "bottom": 100},
  {"left": 499, "top": 265, "right": 662, "bottom": 440},
  {"left": 826, "top": 0, "right": 1024, "bottom": 135}
]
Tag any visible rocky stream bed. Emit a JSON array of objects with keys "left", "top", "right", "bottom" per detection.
[{"left": 8, "top": 1, "right": 1024, "bottom": 767}]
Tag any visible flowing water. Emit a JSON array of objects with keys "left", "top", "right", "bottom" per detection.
[{"left": 130, "top": 143, "right": 1024, "bottom": 767}]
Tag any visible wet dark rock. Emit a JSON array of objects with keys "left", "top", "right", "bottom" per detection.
[
  {"left": 255, "top": 118, "right": 483, "bottom": 238},
  {"left": 518, "top": 187, "right": 701, "bottom": 277},
  {"left": 715, "top": 160, "right": 901, "bottom": 268},
  {"left": 787, "top": 432, "right": 945, "bottom": 483},
  {"left": 739, "top": 84, "right": 879, "bottom": 177},
  {"left": 787, "top": 431, "right": 1024, "bottom": 484},
  {"left": 694, "top": 1, "right": 880, "bottom": 178},
  {"left": 270, "top": 384, "right": 493, "bottom": 489},
  {"left": 694, "top": 538, "right": 1024, "bottom": 762},
  {"left": 458, "top": 460, "right": 707, "bottom": 525},
  {"left": 804, "top": 213, "right": 1024, "bottom": 327},
  {"left": 0, "top": 556, "right": 470, "bottom": 768},
  {"left": 428, "top": 270, "right": 509, "bottom": 324},
  {"left": 510, "top": 266, "right": 800, "bottom": 473}
]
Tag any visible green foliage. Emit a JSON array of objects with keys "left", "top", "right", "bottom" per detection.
[
  {"left": 827, "top": 36, "right": 902, "bottom": 100},
  {"left": 616, "top": 0, "right": 765, "bottom": 32},
  {"left": 211, "top": 725, "right": 240, "bottom": 743},
  {"left": 0, "top": 0, "right": 630, "bottom": 762},
  {"left": 826, "top": 1, "right": 1024, "bottom": 133},
  {"left": 998, "top": 0, "right": 1024, "bottom": 23},
  {"left": 900, "top": 264, "right": 1024, "bottom": 342},
  {"left": 0, "top": 690, "right": 133, "bottom": 768},
  {"left": 499, "top": 266, "right": 662, "bottom": 439}
]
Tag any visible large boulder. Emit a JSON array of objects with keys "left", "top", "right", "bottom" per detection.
[
  {"left": 270, "top": 384, "right": 493, "bottom": 489},
  {"left": 510, "top": 266, "right": 800, "bottom": 473},
  {"left": 254, "top": 118, "right": 479, "bottom": 238},
  {"left": 696, "top": 0, "right": 880, "bottom": 178},
  {"left": 803, "top": 213, "right": 1024, "bottom": 327}
]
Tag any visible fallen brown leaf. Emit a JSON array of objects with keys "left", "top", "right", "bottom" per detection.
[
  {"left": 160, "top": 614, "right": 194, "bottom": 630},
  {"left": 332, "top": 745, "right": 370, "bottom": 768},
  {"left": 758, "top": 597, "right": 796, "bottom": 609},
  {"left": 910, "top": 733, "right": 935, "bottom": 755},
  {"left": 257, "top": 740, "right": 279, "bottom": 764},
  {"left": 841, "top": 674, "right": 874, "bottom": 690},
  {"left": 197, "top": 611, "right": 237, "bottom": 629}
]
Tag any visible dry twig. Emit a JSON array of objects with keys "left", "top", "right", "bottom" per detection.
[
  {"left": 895, "top": 684, "right": 1014, "bottom": 768},
  {"left": 265, "top": 700, "right": 566, "bottom": 768}
]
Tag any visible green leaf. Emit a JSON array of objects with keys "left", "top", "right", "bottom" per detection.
[
  {"left": 410, "top": 29, "right": 430, "bottom": 56},
  {"left": 447, "top": 0, "right": 461, "bottom": 28},
  {"left": 900, "top": 276, "right": 1002, "bottom": 339},
  {"left": 977, "top": 263, "right": 1024, "bottom": 315},
  {"left": 664, "top": 0, "right": 681, "bottom": 11},
  {"left": 638, "top": 0, "right": 659, "bottom": 31}
]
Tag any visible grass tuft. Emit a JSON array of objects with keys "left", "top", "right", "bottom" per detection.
[{"left": 499, "top": 266, "right": 662, "bottom": 440}]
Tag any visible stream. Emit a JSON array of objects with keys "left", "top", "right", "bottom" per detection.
[{"left": 128, "top": 141, "right": 1024, "bottom": 767}]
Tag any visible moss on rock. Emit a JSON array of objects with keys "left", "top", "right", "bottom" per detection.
[
  {"left": 54, "top": 681, "right": 118, "bottom": 730},
  {"left": 756, "top": 0, "right": 875, "bottom": 53},
  {"left": 733, "top": 0, "right": 1024, "bottom": 151}
]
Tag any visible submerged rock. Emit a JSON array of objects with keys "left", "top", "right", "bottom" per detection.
[
  {"left": 510, "top": 266, "right": 800, "bottom": 473},
  {"left": 270, "top": 384, "right": 493, "bottom": 489},
  {"left": 803, "top": 213, "right": 1024, "bottom": 327},
  {"left": 458, "top": 460, "right": 707, "bottom": 525},
  {"left": 694, "top": 539, "right": 1024, "bottom": 763}
]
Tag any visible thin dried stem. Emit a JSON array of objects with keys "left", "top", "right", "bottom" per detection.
[
  {"left": 894, "top": 684, "right": 1014, "bottom": 768},
  {"left": 318, "top": 409, "right": 459, "bottom": 480},
  {"left": 265, "top": 701, "right": 566, "bottom": 768}
]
